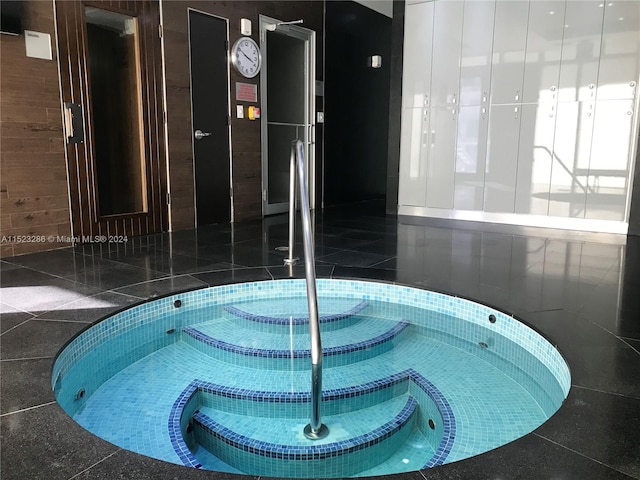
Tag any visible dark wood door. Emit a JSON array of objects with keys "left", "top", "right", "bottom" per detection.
[
  {"left": 188, "top": 10, "right": 231, "bottom": 226},
  {"left": 55, "top": 1, "right": 167, "bottom": 241}
]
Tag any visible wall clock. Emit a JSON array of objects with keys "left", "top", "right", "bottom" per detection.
[{"left": 231, "top": 37, "right": 262, "bottom": 78}]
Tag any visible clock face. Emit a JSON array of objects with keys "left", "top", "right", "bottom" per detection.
[{"left": 231, "top": 37, "right": 262, "bottom": 78}]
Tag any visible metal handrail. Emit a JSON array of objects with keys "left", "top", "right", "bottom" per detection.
[{"left": 286, "top": 140, "right": 329, "bottom": 440}]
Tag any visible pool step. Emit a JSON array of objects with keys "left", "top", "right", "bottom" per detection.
[
  {"left": 224, "top": 298, "right": 370, "bottom": 333},
  {"left": 182, "top": 373, "right": 413, "bottom": 418},
  {"left": 182, "top": 317, "right": 410, "bottom": 369},
  {"left": 192, "top": 394, "right": 418, "bottom": 478}
]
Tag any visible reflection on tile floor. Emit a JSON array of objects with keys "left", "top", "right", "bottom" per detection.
[{"left": 1, "top": 202, "right": 639, "bottom": 480}]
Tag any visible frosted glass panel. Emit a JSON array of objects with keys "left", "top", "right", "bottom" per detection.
[
  {"left": 549, "top": 101, "right": 594, "bottom": 218},
  {"left": 515, "top": 104, "right": 556, "bottom": 215},
  {"left": 557, "top": 1, "right": 604, "bottom": 102},
  {"left": 426, "top": 106, "right": 457, "bottom": 208},
  {"left": 490, "top": 0, "right": 529, "bottom": 105},
  {"left": 522, "top": 0, "right": 565, "bottom": 104},
  {"left": 484, "top": 105, "right": 521, "bottom": 213},
  {"left": 596, "top": 1, "right": 640, "bottom": 100},
  {"left": 459, "top": 0, "right": 495, "bottom": 106},
  {"left": 430, "top": 0, "right": 464, "bottom": 107},
  {"left": 398, "top": 108, "right": 428, "bottom": 207},
  {"left": 402, "top": 2, "right": 434, "bottom": 108},
  {"left": 585, "top": 99, "right": 635, "bottom": 220},
  {"left": 454, "top": 105, "right": 488, "bottom": 210}
]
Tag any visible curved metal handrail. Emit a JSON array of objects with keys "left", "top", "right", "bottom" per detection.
[{"left": 286, "top": 139, "right": 328, "bottom": 440}]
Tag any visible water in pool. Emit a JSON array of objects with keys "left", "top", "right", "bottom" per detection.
[{"left": 53, "top": 279, "right": 569, "bottom": 478}]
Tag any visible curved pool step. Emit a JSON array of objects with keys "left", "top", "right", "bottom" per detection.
[
  {"left": 224, "top": 299, "right": 370, "bottom": 333},
  {"left": 168, "top": 370, "right": 456, "bottom": 473},
  {"left": 192, "top": 395, "right": 418, "bottom": 478},
  {"left": 181, "top": 318, "right": 410, "bottom": 369},
  {"left": 182, "top": 373, "right": 414, "bottom": 418}
]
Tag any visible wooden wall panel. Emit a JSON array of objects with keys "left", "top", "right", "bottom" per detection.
[
  {"left": 162, "top": 0, "right": 324, "bottom": 227},
  {"left": 0, "top": 1, "right": 72, "bottom": 257}
]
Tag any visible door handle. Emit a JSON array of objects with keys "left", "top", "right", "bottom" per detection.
[
  {"left": 64, "top": 102, "right": 84, "bottom": 144},
  {"left": 194, "top": 129, "right": 212, "bottom": 140}
]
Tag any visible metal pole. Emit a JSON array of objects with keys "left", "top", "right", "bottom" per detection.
[
  {"left": 293, "top": 140, "right": 328, "bottom": 440},
  {"left": 284, "top": 142, "right": 298, "bottom": 266}
]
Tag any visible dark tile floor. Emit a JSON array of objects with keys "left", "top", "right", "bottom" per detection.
[{"left": 1, "top": 202, "right": 639, "bottom": 480}]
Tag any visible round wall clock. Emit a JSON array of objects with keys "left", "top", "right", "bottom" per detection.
[{"left": 231, "top": 37, "right": 262, "bottom": 78}]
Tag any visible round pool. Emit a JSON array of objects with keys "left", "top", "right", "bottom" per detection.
[{"left": 52, "top": 279, "right": 570, "bottom": 478}]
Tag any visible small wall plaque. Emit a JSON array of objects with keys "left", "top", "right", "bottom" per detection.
[
  {"left": 236, "top": 82, "right": 258, "bottom": 102},
  {"left": 24, "top": 30, "right": 52, "bottom": 60}
]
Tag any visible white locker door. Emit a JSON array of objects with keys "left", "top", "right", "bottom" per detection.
[
  {"left": 557, "top": 1, "right": 604, "bottom": 103},
  {"left": 549, "top": 101, "right": 595, "bottom": 218},
  {"left": 484, "top": 104, "right": 522, "bottom": 213},
  {"left": 490, "top": 0, "right": 530, "bottom": 105},
  {"left": 596, "top": 1, "right": 640, "bottom": 100},
  {"left": 426, "top": 106, "right": 458, "bottom": 209},
  {"left": 585, "top": 99, "right": 636, "bottom": 220},
  {"left": 514, "top": 103, "right": 557, "bottom": 215},
  {"left": 430, "top": 0, "right": 464, "bottom": 107},
  {"left": 459, "top": 0, "right": 495, "bottom": 107},
  {"left": 398, "top": 108, "right": 429, "bottom": 207},
  {"left": 402, "top": 2, "right": 435, "bottom": 109},
  {"left": 521, "top": 0, "right": 566, "bottom": 104},
  {"left": 454, "top": 105, "right": 489, "bottom": 211}
]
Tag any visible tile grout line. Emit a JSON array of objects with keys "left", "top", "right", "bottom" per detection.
[
  {"left": 1, "top": 355, "right": 54, "bottom": 362},
  {"left": 570, "top": 384, "right": 640, "bottom": 401},
  {"left": 66, "top": 450, "right": 121, "bottom": 480},
  {"left": 591, "top": 321, "right": 640, "bottom": 355},
  {"left": 0, "top": 317, "right": 34, "bottom": 336},
  {"left": 619, "top": 337, "right": 640, "bottom": 356},
  {"left": 532, "top": 432, "right": 636, "bottom": 479},
  {"left": 0, "top": 401, "right": 57, "bottom": 417}
]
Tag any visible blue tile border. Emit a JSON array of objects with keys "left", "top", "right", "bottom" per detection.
[
  {"left": 168, "top": 370, "right": 455, "bottom": 470},
  {"left": 192, "top": 396, "right": 418, "bottom": 460},
  {"left": 224, "top": 300, "right": 369, "bottom": 325},
  {"left": 182, "top": 320, "right": 410, "bottom": 359}
]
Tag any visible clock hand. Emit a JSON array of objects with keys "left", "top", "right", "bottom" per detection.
[{"left": 240, "top": 50, "right": 255, "bottom": 64}]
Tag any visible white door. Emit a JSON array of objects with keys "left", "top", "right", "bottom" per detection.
[
  {"left": 557, "top": 1, "right": 604, "bottom": 103},
  {"left": 585, "top": 99, "right": 636, "bottom": 220},
  {"left": 430, "top": 0, "right": 464, "bottom": 108},
  {"left": 398, "top": 107, "right": 429, "bottom": 207},
  {"left": 402, "top": 1, "right": 434, "bottom": 109},
  {"left": 490, "top": 0, "right": 529, "bottom": 105},
  {"left": 484, "top": 104, "right": 522, "bottom": 213},
  {"left": 454, "top": 105, "right": 489, "bottom": 211},
  {"left": 426, "top": 106, "right": 458, "bottom": 209},
  {"left": 515, "top": 103, "right": 557, "bottom": 215},
  {"left": 549, "top": 101, "right": 595, "bottom": 218},
  {"left": 521, "top": 0, "right": 565, "bottom": 104},
  {"left": 459, "top": 0, "right": 495, "bottom": 107}
]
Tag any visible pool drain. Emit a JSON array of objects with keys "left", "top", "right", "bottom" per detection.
[
  {"left": 428, "top": 419, "right": 436, "bottom": 430},
  {"left": 489, "top": 314, "right": 496, "bottom": 323},
  {"left": 479, "top": 342, "right": 489, "bottom": 349},
  {"left": 74, "top": 388, "right": 86, "bottom": 401},
  {"left": 166, "top": 328, "right": 176, "bottom": 334},
  {"left": 174, "top": 300, "right": 182, "bottom": 308}
]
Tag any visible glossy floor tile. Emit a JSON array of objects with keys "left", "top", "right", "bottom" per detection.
[{"left": 1, "top": 202, "right": 639, "bottom": 479}]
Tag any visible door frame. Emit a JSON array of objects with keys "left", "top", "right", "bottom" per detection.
[
  {"left": 55, "top": 0, "right": 168, "bottom": 241},
  {"left": 259, "top": 15, "right": 316, "bottom": 216},
  {"left": 187, "top": 8, "right": 233, "bottom": 226}
]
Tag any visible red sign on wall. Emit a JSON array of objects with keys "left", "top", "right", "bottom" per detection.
[{"left": 236, "top": 82, "right": 258, "bottom": 102}]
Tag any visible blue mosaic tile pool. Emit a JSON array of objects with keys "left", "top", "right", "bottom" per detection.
[{"left": 52, "top": 279, "right": 570, "bottom": 478}]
